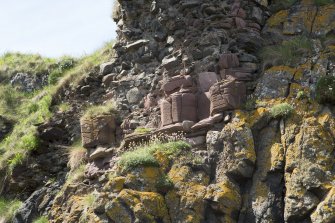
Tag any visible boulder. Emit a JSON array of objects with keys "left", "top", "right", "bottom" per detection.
[
  {"left": 81, "top": 115, "right": 116, "bottom": 148},
  {"left": 100, "top": 61, "right": 115, "bottom": 76},
  {"left": 209, "top": 79, "right": 246, "bottom": 115},
  {"left": 162, "top": 75, "right": 193, "bottom": 94}
]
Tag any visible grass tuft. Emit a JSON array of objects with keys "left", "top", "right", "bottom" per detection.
[
  {"left": 260, "top": 36, "right": 313, "bottom": 68},
  {"left": 119, "top": 141, "right": 190, "bottom": 171},
  {"left": 68, "top": 139, "right": 87, "bottom": 171},
  {"left": 33, "top": 216, "right": 49, "bottom": 223},
  {"left": 0, "top": 198, "right": 22, "bottom": 222},
  {"left": 270, "top": 103, "right": 294, "bottom": 118},
  {"left": 81, "top": 102, "right": 117, "bottom": 120}
]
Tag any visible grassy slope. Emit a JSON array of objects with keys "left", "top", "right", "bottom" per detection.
[{"left": 0, "top": 41, "right": 114, "bottom": 173}]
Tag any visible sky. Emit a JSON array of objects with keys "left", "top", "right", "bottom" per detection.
[{"left": 0, "top": 0, "right": 117, "bottom": 58}]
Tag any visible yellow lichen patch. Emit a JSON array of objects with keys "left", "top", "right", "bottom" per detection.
[
  {"left": 142, "top": 166, "right": 161, "bottom": 179},
  {"left": 246, "top": 107, "right": 268, "bottom": 127},
  {"left": 267, "top": 10, "right": 289, "bottom": 27},
  {"left": 153, "top": 151, "right": 170, "bottom": 172},
  {"left": 267, "top": 65, "right": 296, "bottom": 74},
  {"left": 270, "top": 143, "right": 284, "bottom": 171},
  {"left": 318, "top": 113, "right": 330, "bottom": 127},
  {"left": 103, "top": 176, "right": 126, "bottom": 192},
  {"left": 205, "top": 179, "right": 241, "bottom": 218},
  {"left": 168, "top": 165, "right": 191, "bottom": 185},
  {"left": 165, "top": 181, "right": 207, "bottom": 223},
  {"left": 311, "top": 187, "right": 335, "bottom": 223},
  {"left": 107, "top": 189, "right": 170, "bottom": 223},
  {"left": 314, "top": 4, "right": 335, "bottom": 33}
]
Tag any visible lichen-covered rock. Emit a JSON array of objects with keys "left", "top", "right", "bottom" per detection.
[
  {"left": 216, "top": 114, "right": 256, "bottom": 180},
  {"left": 105, "top": 189, "right": 170, "bottom": 223},
  {"left": 311, "top": 187, "right": 335, "bottom": 223},
  {"left": 283, "top": 117, "right": 335, "bottom": 222}
]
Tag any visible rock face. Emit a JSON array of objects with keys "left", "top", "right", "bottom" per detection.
[
  {"left": 80, "top": 115, "right": 116, "bottom": 148},
  {"left": 2, "top": 0, "right": 335, "bottom": 223},
  {"left": 10, "top": 72, "right": 48, "bottom": 92}
]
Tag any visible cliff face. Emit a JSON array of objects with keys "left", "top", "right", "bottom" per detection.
[{"left": 1, "top": 0, "right": 335, "bottom": 223}]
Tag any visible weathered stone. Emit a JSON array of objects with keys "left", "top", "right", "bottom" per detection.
[
  {"left": 81, "top": 115, "right": 116, "bottom": 148},
  {"left": 198, "top": 72, "right": 218, "bottom": 92},
  {"left": 160, "top": 99, "right": 173, "bottom": 126},
  {"left": 161, "top": 56, "right": 180, "bottom": 70},
  {"left": 124, "top": 39, "right": 149, "bottom": 51},
  {"left": 187, "top": 136, "right": 206, "bottom": 146},
  {"left": 162, "top": 75, "right": 193, "bottom": 94},
  {"left": 197, "top": 92, "right": 211, "bottom": 120},
  {"left": 219, "top": 53, "right": 239, "bottom": 69},
  {"left": 126, "top": 87, "right": 142, "bottom": 104},
  {"left": 100, "top": 61, "right": 115, "bottom": 76},
  {"left": 102, "top": 73, "right": 116, "bottom": 86},
  {"left": 209, "top": 79, "right": 247, "bottom": 115}
]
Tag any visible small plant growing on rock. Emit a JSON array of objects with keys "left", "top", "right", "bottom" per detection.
[
  {"left": 119, "top": 140, "right": 190, "bottom": 171},
  {"left": 296, "top": 90, "right": 306, "bottom": 100},
  {"left": 81, "top": 102, "right": 117, "bottom": 120},
  {"left": 260, "top": 36, "right": 313, "bottom": 68},
  {"left": 156, "top": 174, "right": 174, "bottom": 193},
  {"left": 68, "top": 139, "right": 87, "bottom": 171},
  {"left": 0, "top": 198, "right": 22, "bottom": 222},
  {"left": 134, "top": 127, "right": 151, "bottom": 134},
  {"left": 315, "top": 76, "right": 335, "bottom": 104},
  {"left": 270, "top": 103, "right": 294, "bottom": 118},
  {"left": 33, "top": 216, "right": 49, "bottom": 223}
]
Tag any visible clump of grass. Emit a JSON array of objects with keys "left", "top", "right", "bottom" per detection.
[
  {"left": 82, "top": 193, "right": 97, "bottom": 207},
  {"left": 48, "top": 56, "right": 76, "bottom": 85},
  {"left": 57, "top": 102, "right": 71, "bottom": 113},
  {"left": 67, "top": 164, "right": 86, "bottom": 184},
  {"left": 119, "top": 140, "right": 190, "bottom": 171},
  {"left": 0, "top": 94, "right": 52, "bottom": 172},
  {"left": 81, "top": 102, "right": 117, "bottom": 120},
  {"left": 296, "top": 90, "right": 306, "bottom": 100},
  {"left": 260, "top": 36, "right": 313, "bottom": 67},
  {"left": 52, "top": 40, "right": 115, "bottom": 98},
  {"left": 315, "top": 76, "right": 335, "bottom": 104},
  {"left": 134, "top": 127, "right": 151, "bottom": 134},
  {"left": 0, "top": 198, "right": 22, "bottom": 222},
  {"left": 33, "top": 216, "right": 49, "bottom": 223},
  {"left": 68, "top": 139, "right": 87, "bottom": 171},
  {"left": 270, "top": 103, "right": 294, "bottom": 118},
  {"left": 0, "top": 52, "right": 56, "bottom": 81}
]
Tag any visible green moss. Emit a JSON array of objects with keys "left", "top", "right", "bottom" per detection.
[
  {"left": 270, "top": 103, "right": 294, "bottom": 118},
  {"left": 33, "top": 216, "right": 49, "bottom": 223},
  {"left": 134, "top": 127, "right": 152, "bottom": 134},
  {"left": 316, "top": 76, "right": 335, "bottom": 104},
  {"left": 0, "top": 198, "right": 22, "bottom": 222},
  {"left": 119, "top": 141, "right": 190, "bottom": 171}
]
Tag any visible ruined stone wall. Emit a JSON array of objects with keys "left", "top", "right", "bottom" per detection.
[{"left": 102, "top": 0, "right": 266, "bottom": 133}]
